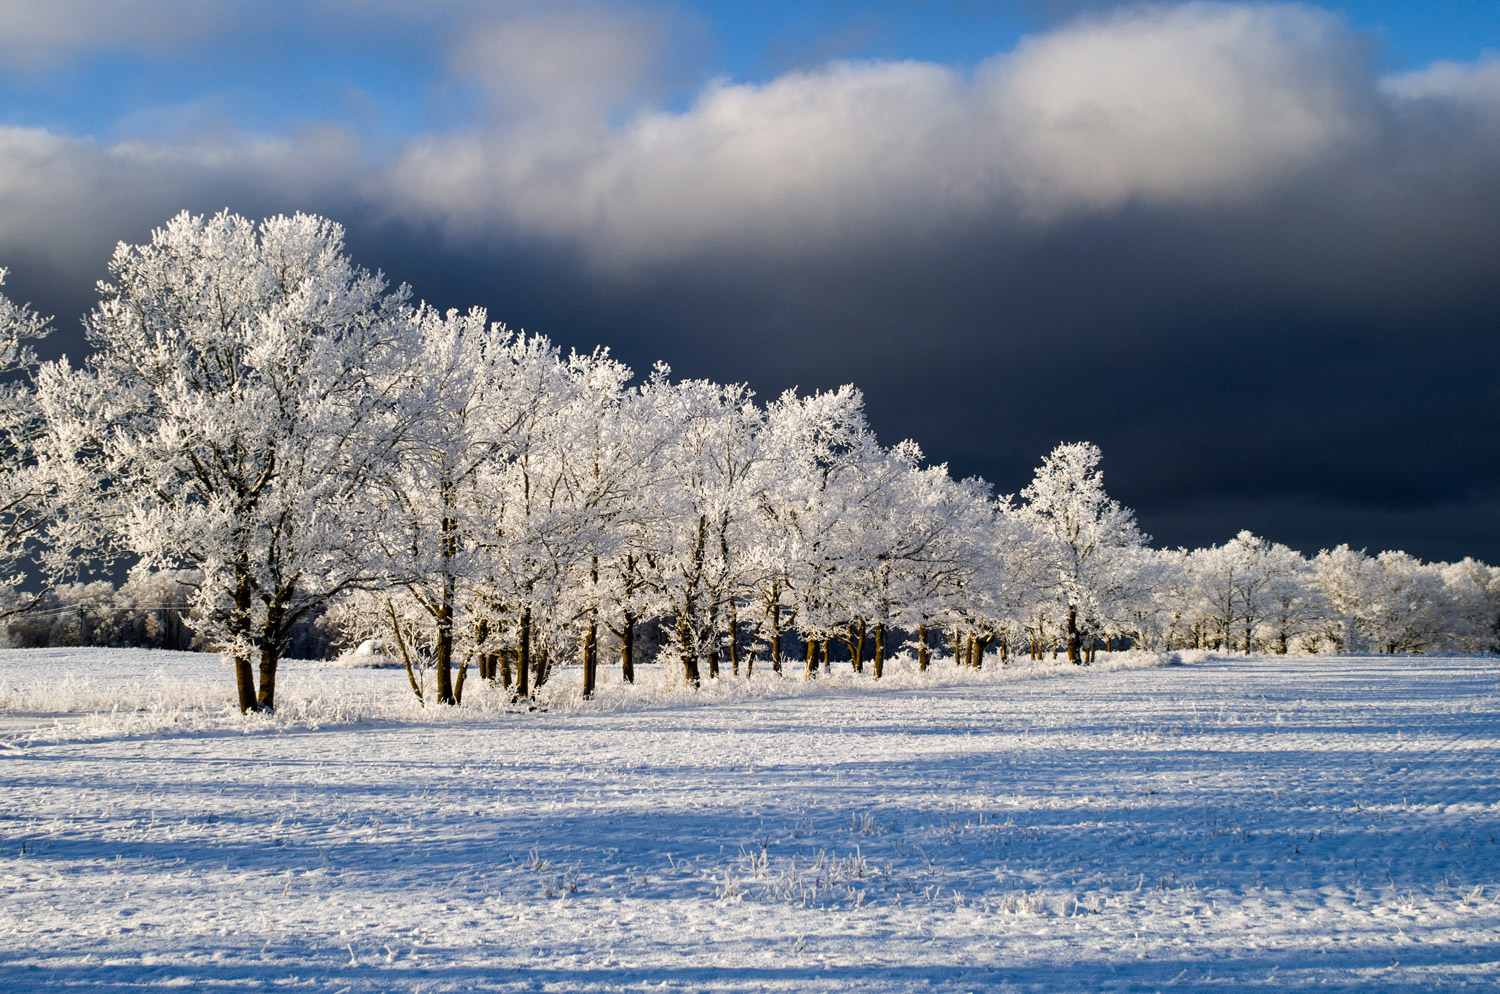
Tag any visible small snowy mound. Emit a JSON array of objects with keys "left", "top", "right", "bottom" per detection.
[{"left": 334, "top": 639, "right": 400, "bottom": 669}]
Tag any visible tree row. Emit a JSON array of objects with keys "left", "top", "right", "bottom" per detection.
[{"left": 1, "top": 211, "right": 1494, "bottom": 711}]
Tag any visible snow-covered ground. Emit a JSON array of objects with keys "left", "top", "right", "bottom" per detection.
[{"left": 2, "top": 648, "right": 1497, "bottom": 992}]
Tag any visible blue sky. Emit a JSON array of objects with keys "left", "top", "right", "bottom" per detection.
[
  {"left": 2, "top": 1, "right": 1499, "bottom": 562},
  {"left": 2, "top": 2, "right": 1497, "bottom": 142}
]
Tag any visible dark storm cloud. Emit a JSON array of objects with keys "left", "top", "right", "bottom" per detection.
[{"left": 2, "top": 2, "right": 1498, "bottom": 562}]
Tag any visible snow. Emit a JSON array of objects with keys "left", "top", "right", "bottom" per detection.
[{"left": 2, "top": 649, "right": 1498, "bottom": 991}]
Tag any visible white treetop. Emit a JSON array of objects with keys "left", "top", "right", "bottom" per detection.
[
  {"left": 37, "top": 210, "right": 413, "bottom": 711},
  {"left": 1016, "top": 442, "right": 1148, "bottom": 663}
]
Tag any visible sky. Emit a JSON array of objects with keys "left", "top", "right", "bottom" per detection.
[{"left": 2, "top": 0, "right": 1498, "bottom": 563}]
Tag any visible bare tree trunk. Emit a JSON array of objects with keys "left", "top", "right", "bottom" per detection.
[
  {"left": 172, "top": 608, "right": 185, "bottom": 650},
  {"left": 584, "top": 558, "right": 600, "bottom": 699},
  {"left": 232, "top": 569, "right": 257, "bottom": 713},
  {"left": 822, "top": 639, "right": 831, "bottom": 675},
  {"left": 973, "top": 632, "right": 993, "bottom": 669},
  {"left": 534, "top": 644, "right": 551, "bottom": 689},
  {"left": 582, "top": 618, "right": 598, "bottom": 700},
  {"left": 804, "top": 634, "right": 817, "bottom": 680},
  {"left": 917, "top": 624, "right": 929, "bottom": 671},
  {"left": 1066, "top": 606, "right": 1082, "bottom": 664},
  {"left": 386, "top": 599, "right": 424, "bottom": 705},
  {"left": 256, "top": 601, "right": 285, "bottom": 711},
  {"left": 873, "top": 622, "right": 886, "bottom": 680},
  {"left": 475, "top": 617, "right": 493, "bottom": 681},
  {"left": 434, "top": 499, "right": 459, "bottom": 704},
  {"left": 434, "top": 586, "right": 455, "bottom": 705},
  {"left": 516, "top": 604, "right": 532, "bottom": 701},
  {"left": 454, "top": 652, "right": 469, "bottom": 704},
  {"left": 742, "top": 619, "right": 759, "bottom": 679},
  {"left": 619, "top": 610, "right": 636, "bottom": 683},
  {"left": 681, "top": 516, "right": 707, "bottom": 689},
  {"left": 728, "top": 602, "right": 740, "bottom": 677},
  {"left": 679, "top": 615, "right": 701, "bottom": 688},
  {"left": 256, "top": 641, "right": 281, "bottom": 711},
  {"left": 769, "top": 599, "right": 783, "bottom": 674}
]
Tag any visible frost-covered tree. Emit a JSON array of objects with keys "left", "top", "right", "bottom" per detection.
[
  {"left": 1311, "top": 545, "right": 1373, "bottom": 653},
  {"left": 892, "top": 468, "right": 1000, "bottom": 670},
  {"left": 546, "top": 349, "right": 667, "bottom": 698},
  {"left": 1309, "top": 546, "right": 1457, "bottom": 655},
  {"left": 1016, "top": 442, "right": 1147, "bottom": 664},
  {"left": 358, "top": 305, "right": 511, "bottom": 705},
  {"left": 1260, "top": 545, "right": 1321, "bottom": 654},
  {"left": 1361, "top": 551, "right": 1450, "bottom": 654},
  {"left": 758, "top": 385, "right": 882, "bottom": 677},
  {"left": 1227, "top": 532, "right": 1283, "bottom": 654},
  {"left": 646, "top": 379, "right": 765, "bottom": 687},
  {"left": 832, "top": 438, "right": 934, "bottom": 679},
  {"left": 1440, "top": 558, "right": 1500, "bottom": 654},
  {"left": 1135, "top": 548, "right": 1191, "bottom": 650},
  {"left": 1192, "top": 531, "right": 1310, "bottom": 654},
  {"left": 467, "top": 331, "right": 581, "bottom": 699},
  {"left": 930, "top": 491, "right": 1042, "bottom": 667},
  {"left": 1186, "top": 543, "right": 1238, "bottom": 650},
  {"left": 0, "top": 268, "right": 68, "bottom": 614},
  {"left": 38, "top": 211, "right": 413, "bottom": 711},
  {"left": 1094, "top": 544, "right": 1165, "bottom": 653}
]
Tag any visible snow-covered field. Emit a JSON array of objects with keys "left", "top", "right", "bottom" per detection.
[{"left": 2, "top": 649, "right": 1497, "bottom": 992}]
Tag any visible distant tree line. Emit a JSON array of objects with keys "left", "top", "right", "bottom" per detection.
[
  {"left": 0, "top": 569, "right": 333, "bottom": 660},
  {"left": 1, "top": 212, "right": 1496, "bottom": 711}
]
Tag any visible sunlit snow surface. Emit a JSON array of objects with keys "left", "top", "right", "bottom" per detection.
[{"left": 2, "top": 649, "right": 1498, "bottom": 991}]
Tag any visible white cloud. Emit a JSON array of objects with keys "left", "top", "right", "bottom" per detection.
[
  {"left": 1382, "top": 54, "right": 1500, "bottom": 105},
  {"left": 381, "top": 2, "right": 1380, "bottom": 268},
  {"left": 6, "top": 2, "right": 1500, "bottom": 286},
  {"left": 384, "top": 58, "right": 971, "bottom": 262},
  {"left": 978, "top": 2, "right": 1373, "bottom": 212},
  {"left": 0, "top": 125, "right": 361, "bottom": 278}
]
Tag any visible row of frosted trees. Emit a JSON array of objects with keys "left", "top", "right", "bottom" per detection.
[
  {"left": 1, "top": 211, "right": 1496, "bottom": 711},
  {"left": 1124, "top": 537, "right": 1496, "bottom": 658}
]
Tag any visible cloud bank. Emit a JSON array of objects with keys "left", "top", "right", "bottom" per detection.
[
  {"left": 385, "top": 3, "right": 1381, "bottom": 268},
  {"left": 3, "top": 3, "right": 1490, "bottom": 279}
]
